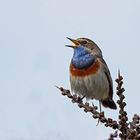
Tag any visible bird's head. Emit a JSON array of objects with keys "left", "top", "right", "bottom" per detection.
[
  {"left": 66, "top": 37, "right": 100, "bottom": 69},
  {"left": 66, "top": 37, "right": 102, "bottom": 57},
  {"left": 66, "top": 37, "right": 93, "bottom": 52}
]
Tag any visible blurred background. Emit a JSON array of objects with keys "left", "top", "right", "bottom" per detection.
[{"left": 0, "top": 0, "right": 140, "bottom": 139}]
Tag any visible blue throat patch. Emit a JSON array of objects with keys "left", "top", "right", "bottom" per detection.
[{"left": 72, "top": 46, "right": 95, "bottom": 69}]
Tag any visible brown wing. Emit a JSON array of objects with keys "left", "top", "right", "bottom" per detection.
[
  {"left": 99, "top": 58, "right": 117, "bottom": 109},
  {"left": 99, "top": 58, "right": 113, "bottom": 98}
]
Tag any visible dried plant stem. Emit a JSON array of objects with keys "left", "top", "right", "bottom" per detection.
[
  {"left": 56, "top": 71, "right": 140, "bottom": 140},
  {"left": 115, "top": 70, "right": 128, "bottom": 139},
  {"left": 56, "top": 86, "right": 118, "bottom": 129}
]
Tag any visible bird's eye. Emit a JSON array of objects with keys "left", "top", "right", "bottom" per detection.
[{"left": 81, "top": 40, "right": 87, "bottom": 45}]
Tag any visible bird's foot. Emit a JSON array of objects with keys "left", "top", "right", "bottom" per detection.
[{"left": 77, "top": 95, "right": 85, "bottom": 103}]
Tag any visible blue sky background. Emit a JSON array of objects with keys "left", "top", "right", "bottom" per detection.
[{"left": 0, "top": 0, "right": 140, "bottom": 139}]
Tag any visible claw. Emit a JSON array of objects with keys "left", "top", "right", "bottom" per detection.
[{"left": 77, "top": 95, "right": 85, "bottom": 102}]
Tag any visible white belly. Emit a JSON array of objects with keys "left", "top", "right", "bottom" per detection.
[{"left": 70, "top": 69, "right": 109, "bottom": 100}]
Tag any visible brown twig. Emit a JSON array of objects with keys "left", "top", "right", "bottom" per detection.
[
  {"left": 56, "top": 71, "right": 140, "bottom": 140},
  {"left": 108, "top": 131, "right": 118, "bottom": 140},
  {"left": 127, "top": 114, "right": 140, "bottom": 139},
  {"left": 56, "top": 86, "right": 118, "bottom": 130},
  {"left": 115, "top": 70, "right": 128, "bottom": 139}
]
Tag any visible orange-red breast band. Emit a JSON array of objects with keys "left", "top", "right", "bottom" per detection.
[{"left": 70, "top": 60, "right": 100, "bottom": 77}]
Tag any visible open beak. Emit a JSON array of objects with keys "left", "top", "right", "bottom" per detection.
[{"left": 65, "top": 37, "right": 80, "bottom": 48}]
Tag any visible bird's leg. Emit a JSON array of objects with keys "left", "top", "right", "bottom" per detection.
[
  {"left": 96, "top": 100, "right": 102, "bottom": 126},
  {"left": 81, "top": 95, "right": 85, "bottom": 100},
  {"left": 99, "top": 100, "right": 102, "bottom": 113}
]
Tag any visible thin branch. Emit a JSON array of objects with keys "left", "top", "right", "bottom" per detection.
[
  {"left": 56, "top": 86, "right": 118, "bottom": 129},
  {"left": 108, "top": 131, "right": 118, "bottom": 140},
  {"left": 56, "top": 71, "right": 140, "bottom": 140},
  {"left": 115, "top": 70, "right": 128, "bottom": 139}
]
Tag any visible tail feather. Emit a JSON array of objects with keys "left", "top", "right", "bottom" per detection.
[{"left": 102, "top": 99, "right": 117, "bottom": 110}]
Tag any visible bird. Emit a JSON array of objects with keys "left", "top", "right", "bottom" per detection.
[{"left": 66, "top": 37, "right": 117, "bottom": 110}]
